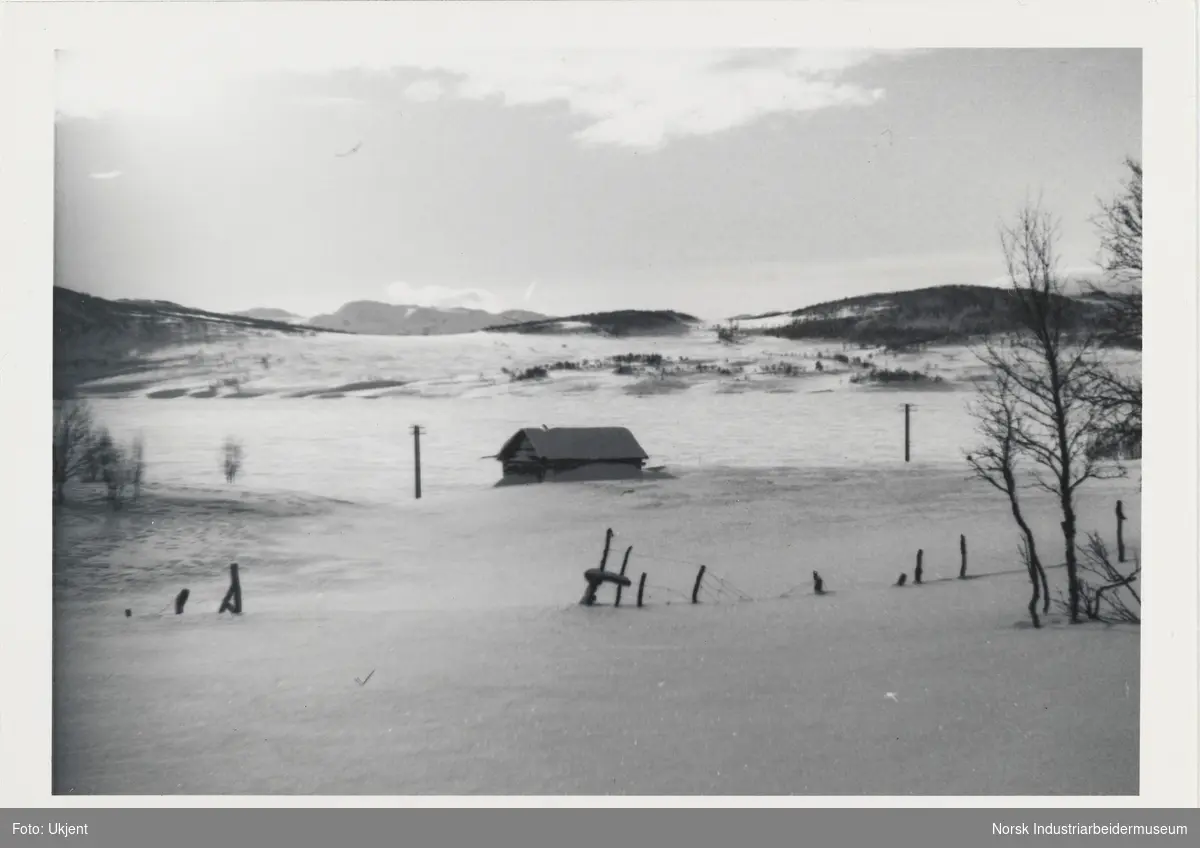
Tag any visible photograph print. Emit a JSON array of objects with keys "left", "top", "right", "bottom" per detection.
[{"left": 53, "top": 44, "right": 1142, "bottom": 795}]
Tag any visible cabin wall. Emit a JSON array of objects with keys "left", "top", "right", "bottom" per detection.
[
  {"left": 499, "top": 435, "right": 545, "bottom": 479},
  {"left": 498, "top": 459, "right": 645, "bottom": 485},
  {"left": 509, "top": 437, "right": 539, "bottom": 463},
  {"left": 502, "top": 462, "right": 545, "bottom": 479},
  {"left": 545, "top": 458, "right": 644, "bottom": 472},
  {"left": 546, "top": 462, "right": 645, "bottom": 483}
]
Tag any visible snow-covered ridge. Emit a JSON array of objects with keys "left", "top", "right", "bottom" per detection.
[{"left": 732, "top": 302, "right": 897, "bottom": 331}]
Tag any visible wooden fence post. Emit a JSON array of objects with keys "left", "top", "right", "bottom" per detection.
[
  {"left": 1116, "top": 500, "right": 1126, "bottom": 563},
  {"left": 691, "top": 565, "right": 707, "bottom": 604},
  {"left": 614, "top": 546, "right": 633, "bottom": 607},
  {"left": 637, "top": 573, "right": 647, "bottom": 608},
  {"left": 619, "top": 545, "right": 631, "bottom": 576},
  {"left": 599, "top": 528, "right": 613, "bottom": 571},
  {"left": 219, "top": 563, "right": 242, "bottom": 615},
  {"left": 959, "top": 534, "right": 968, "bottom": 579}
]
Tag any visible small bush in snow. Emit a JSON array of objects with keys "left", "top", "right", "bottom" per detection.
[{"left": 223, "top": 437, "right": 244, "bottom": 483}]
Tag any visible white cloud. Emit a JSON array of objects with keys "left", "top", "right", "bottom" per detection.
[
  {"left": 56, "top": 48, "right": 891, "bottom": 148},
  {"left": 385, "top": 281, "right": 504, "bottom": 314},
  {"left": 403, "top": 79, "right": 443, "bottom": 103},
  {"left": 400, "top": 50, "right": 888, "bottom": 149},
  {"left": 88, "top": 171, "right": 123, "bottom": 180}
]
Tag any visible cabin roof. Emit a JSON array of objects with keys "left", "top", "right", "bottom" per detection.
[{"left": 496, "top": 427, "right": 649, "bottom": 463}]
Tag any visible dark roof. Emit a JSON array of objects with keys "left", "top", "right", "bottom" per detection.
[{"left": 496, "top": 427, "right": 648, "bottom": 463}]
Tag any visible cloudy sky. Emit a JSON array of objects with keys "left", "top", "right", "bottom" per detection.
[{"left": 55, "top": 48, "right": 1140, "bottom": 320}]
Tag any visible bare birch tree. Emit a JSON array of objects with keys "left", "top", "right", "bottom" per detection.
[
  {"left": 966, "top": 370, "right": 1049, "bottom": 627},
  {"left": 1093, "top": 158, "right": 1142, "bottom": 293},
  {"left": 1085, "top": 157, "right": 1142, "bottom": 459},
  {"left": 973, "top": 203, "right": 1124, "bottom": 623}
]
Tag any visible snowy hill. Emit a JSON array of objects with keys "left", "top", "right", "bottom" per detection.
[{"left": 731, "top": 284, "right": 1105, "bottom": 349}]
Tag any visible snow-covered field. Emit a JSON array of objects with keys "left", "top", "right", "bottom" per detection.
[
  {"left": 66, "top": 330, "right": 1005, "bottom": 498},
  {"left": 53, "top": 327, "right": 1142, "bottom": 795}
]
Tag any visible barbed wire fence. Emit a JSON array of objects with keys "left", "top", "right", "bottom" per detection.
[
  {"left": 581, "top": 528, "right": 820, "bottom": 609},
  {"left": 573, "top": 525, "right": 1080, "bottom": 612}
]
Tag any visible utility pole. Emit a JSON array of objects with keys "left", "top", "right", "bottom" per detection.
[
  {"left": 412, "top": 425, "right": 424, "bottom": 499},
  {"left": 904, "top": 403, "right": 911, "bottom": 463}
]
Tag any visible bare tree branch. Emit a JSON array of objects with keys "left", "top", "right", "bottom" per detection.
[
  {"left": 970, "top": 199, "right": 1128, "bottom": 623},
  {"left": 965, "top": 369, "right": 1050, "bottom": 624}
]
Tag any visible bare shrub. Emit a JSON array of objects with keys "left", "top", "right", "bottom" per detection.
[
  {"left": 223, "top": 437, "right": 244, "bottom": 483},
  {"left": 761, "top": 361, "right": 804, "bottom": 377},
  {"left": 851, "top": 367, "right": 943, "bottom": 386},
  {"left": 716, "top": 321, "right": 742, "bottom": 345},
  {"left": 128, "top": 435, "right": 145, "bottom": 501},
  {"left": 510, "top": 366, "right": 549, "bottom": 382},
  {"left": 93, "top": 435, "right": 145, "bottom": 509},
  {"left": 82, "top": 435, "right": 105, "bottom": 483},
  {"left": 612, "top": 353, "right": 665, "bottom": 367},
  {"left": 1052, "top": 533, "right": 1140, "bottom": 624},
  {"left": 52, "top": 400, "right": 94, "bottom": 503},
  {"left": 83, "top": 427, "right": 117, "bottom": 483},
  {"left": 101, "top": 441, "right": 130, "bottom": 508}
]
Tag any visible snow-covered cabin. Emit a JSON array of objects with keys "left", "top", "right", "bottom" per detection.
[{"left": 493, "top": 426, "right": 649, "bottom": 485}]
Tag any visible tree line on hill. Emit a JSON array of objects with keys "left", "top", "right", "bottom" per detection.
[{"left": 756, "top": 284, "right": 1112, "bottom": 352}]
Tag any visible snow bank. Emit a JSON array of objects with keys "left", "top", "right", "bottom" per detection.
[{"left": 54, "top": 465, "right": 1141, "bottom": 795}]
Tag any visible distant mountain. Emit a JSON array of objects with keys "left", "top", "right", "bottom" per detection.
[
  {"left": 736, "top": 284, "right": 1104, "bottom": 350},
  {"left": 233, "top": 307, "right": 302, "bottom": 321},
  {"left": 307, "top": 301, "right": 549, "bottom": 336},
  {"left": 485, "top": 309, "right": 701, "bottom": 337}
]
